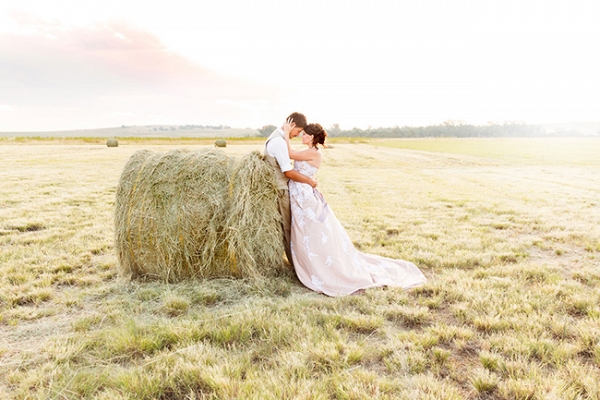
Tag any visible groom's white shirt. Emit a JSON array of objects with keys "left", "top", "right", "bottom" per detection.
[{"left": 265, "top": 128, "right": 293, "bottom": 173}]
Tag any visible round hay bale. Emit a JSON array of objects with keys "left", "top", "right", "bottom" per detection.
[
  {"left": 224, "top": 151, "right": 287, "bottom": 278},
  {"left": 107, "top": 138, "right": 119, "bottom": 147},
  {"left": 114, "top": 149, "right": 285, "bottom": 282},
  {"left": 214, "top": 139, "right": 227, "bottom": 148}
]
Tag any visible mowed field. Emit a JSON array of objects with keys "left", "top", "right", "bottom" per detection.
[{"left": 1, "top": 138, "right": 599, "bottom": 399}]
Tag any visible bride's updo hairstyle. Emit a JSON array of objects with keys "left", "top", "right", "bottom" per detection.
[{"left": 304, "top": 123, "right": 327, "bottom": 148}]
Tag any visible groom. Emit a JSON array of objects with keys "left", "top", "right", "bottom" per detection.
[{"left": 264, "top": 112, "right": 317, "bottom": 267}]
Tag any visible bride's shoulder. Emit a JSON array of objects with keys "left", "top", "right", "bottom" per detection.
[
  {"left": 314, "top": 147, "right": 323, "bottom": 160},
  {"left": 308, "top": 149, "right": 322, "bottom": 168}
]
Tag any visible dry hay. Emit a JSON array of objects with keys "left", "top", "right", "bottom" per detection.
[
  {"left": 107, "top": 138, "right": 119, "bottom": 147},
  {"left": 114, "top": 148, "right": 286, "bottom": 282},
  {"left": 215, "top": 139, "right": 227, "bottom": 148}
]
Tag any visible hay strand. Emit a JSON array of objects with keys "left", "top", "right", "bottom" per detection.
[{"left": 114, "top": 149, "right": 285, "bottom": 282}]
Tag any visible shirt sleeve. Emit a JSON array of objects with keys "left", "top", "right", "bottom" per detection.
[{"left": 266, "top": 136, "right": 293, "bottom": 173}]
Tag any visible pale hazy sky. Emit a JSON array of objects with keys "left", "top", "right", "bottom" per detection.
[{"left": 0, "top": 0, "right": 599, "bottom": 131}]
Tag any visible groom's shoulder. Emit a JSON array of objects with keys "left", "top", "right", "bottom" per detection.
[{"left": 265, "top": 128, "right": 283, "bottom": 142}]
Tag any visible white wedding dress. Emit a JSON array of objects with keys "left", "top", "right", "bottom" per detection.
[{"left": 289, "top": 160, "right": 427, "bottom": 297}]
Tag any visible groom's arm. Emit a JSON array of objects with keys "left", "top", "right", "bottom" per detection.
[
  {"left": 284, "top": 170, "right": 317, "bottom": 188},
  {"left": 268, "top": 136, "right": 317, "bottom": 187}
]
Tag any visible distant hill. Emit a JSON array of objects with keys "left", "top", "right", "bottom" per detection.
[{"left": 0, "top": 125, "right": 260, "bottom": 138}]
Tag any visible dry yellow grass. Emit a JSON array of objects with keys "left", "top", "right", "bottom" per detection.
[{"left": 1, "top": 138, "right": 599, "bottom": 399}]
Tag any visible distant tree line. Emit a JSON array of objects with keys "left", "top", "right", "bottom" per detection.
[
  {"left": 257, "top": 125, "right": 277, "bottom": 137},
  {"left": 325, "top": 121, "right": 583, "bottom": 138},
  {"left": 256, "top": 121, "right": 595, "bottom": 138},
  {"left": 177, "top": 124, "right": 231, "bottom": 130},
  {"left": 147, "top": 125, "right": 232, "bottom": 132}
]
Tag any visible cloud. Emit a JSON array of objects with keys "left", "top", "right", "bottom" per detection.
[
  {"left": 0, "top": 17, "right": 281, "bottom": 130},
  {"left": 4, "top": 7, "right": 62, "bottom": 29}
]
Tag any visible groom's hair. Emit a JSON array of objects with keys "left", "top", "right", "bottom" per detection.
[{"left": 287, "top": 112, "right": 307, "bottom": 128}]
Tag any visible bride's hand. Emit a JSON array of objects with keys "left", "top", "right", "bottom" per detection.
[{"left": 282, "top": 118, "right": 295, "bottom": 139}]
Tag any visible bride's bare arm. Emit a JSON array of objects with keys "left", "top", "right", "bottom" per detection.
[
  {"left": 283, "top": 121, "right": 319, "bottom": 162},
  {"left": 288, "top": 147, "right": 319, "bottom": 161}
]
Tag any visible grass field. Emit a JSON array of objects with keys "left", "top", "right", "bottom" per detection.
[{"left": 1, "top": 138, "right": 599, "bottom": 399}]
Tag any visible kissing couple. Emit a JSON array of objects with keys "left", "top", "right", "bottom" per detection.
[{"left": 264, "top": 112, "right": 426, "bottom": 297}]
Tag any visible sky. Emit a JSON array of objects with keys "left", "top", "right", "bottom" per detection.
[{"left": 0, "top": 0, "right": 599, "bottom": 131}]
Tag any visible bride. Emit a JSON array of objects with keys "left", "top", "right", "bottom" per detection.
[{"left": 283, "top": 121, "right": 427, "bottom": 296}]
